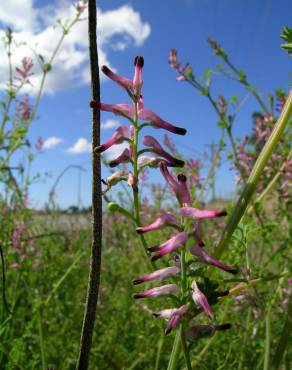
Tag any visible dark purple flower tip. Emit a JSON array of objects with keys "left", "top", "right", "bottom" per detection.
[
  {"left": 216, "top": 290, "right": 229, "bottom": 297},
  {"left": 198, "top": 241, "right": 205, "bottom": 247},
  {"left": 151, "top": 255, "right": 160, "bottom": 262},
  {"left": 217, "top": 210, "right": 227, "bottom": 217},
  {"left": 177, "top": 174, "right": 187, "bottom": 182},
  {"left": 214, "top": 323, "right": 232, "bottom": 331},
  {"left": 152, "top": 312, "right": 160, "bottom": 318},
  {"left": 134, "top": 56, "right": 144, "bottom": 67},
  {"left": 174, "top": 126, "right": 187, "bottom": 135},
  {"left": 101, "top": 65, "right": 111, "bottom": 75},
  {"left": 133, "top": 278, "right": 143, "bottom": 285},
  {"left": 147, "top": 245, "right": 159, "bottom": 252},
  {"left": 173, "top": 159, "right": 185, "bottom": 168},
  {"left": 225, "top": 267, "right": 238, "bottom": 275},
  {"left": 133, "top": 293, "right": 144, "bottom": 299}
]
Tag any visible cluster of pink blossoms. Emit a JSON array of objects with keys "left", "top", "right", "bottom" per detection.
[{"left": 95, "top": 57, "right": 235, "bottom": 338}]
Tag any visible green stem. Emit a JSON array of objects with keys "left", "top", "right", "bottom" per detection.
[
  {"left": 263, "top": 305, "right": 271, "bottom": 370},
  {"left": 212, "top": 88, "right": 292, "bottom": 261},
  {"left": 167, "top": 328, "right": 182, "bottom": 370},
  {"left": 272, "top": 294, "right": 292, "bottom": 368},
  {"left": 38, "top": 310, "right": 46, "bottom": 370},
  {"left": 180, "top": 329, "right": 192, "bottom": 370}
]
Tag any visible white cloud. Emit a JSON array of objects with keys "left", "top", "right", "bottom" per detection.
[
  {"left": 43, "top": 136, "right": 63, "bottom": 149},
  {"left": 67, "top": 137, "right": 92, "bottom": 154},
  {"left": 0, "top": 1, "right": 151, "bottom": 94},
  {"left": 104, "top": 142, "right": 128, "bottom": 161},
  {"left": 101, "top": 119, "right": 119, "bottom": 130}
]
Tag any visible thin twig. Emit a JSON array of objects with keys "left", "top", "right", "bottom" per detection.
[{"left": 76, "top": 0, "right": 102, "bottom": 369}]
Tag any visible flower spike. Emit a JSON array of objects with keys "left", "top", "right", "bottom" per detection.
[
  {"left": 185, "top": 323, "right": 232, "bottom": 340},
  {"left": 133, "top": 284, "right": 179, "bottom": 299}
]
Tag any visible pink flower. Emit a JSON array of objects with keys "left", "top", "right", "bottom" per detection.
[
  {"left": 127, "top": 172, "right": 138, "bottom": 187},
  {"left": 101, "top": 170, "right": 128, "bottom": 193},
  {"left": 133, "top": 265, "right": 180, "bottom": 285},
  {"left": 148, "top": 232, "right": 188, "bottom": 261},
  {"left": 139, "top": 109, "right": 186, "bottom": 135},
  {"left": 108, "top": 148, "right": 131, "bottom": 167},
  {"left": 90, "top": 101, "right": 134, "bottom": 118},
  {"left": 17, "top": 95, "right": 31, "bottom": 122},
  {"left": 165, "top": 305, "right": 189, "bottom": 334},
  {"left": 191, "top": 280, "right": 214, "bottom": 320},
  {"left": 95, "top": 126, "right": 129, "bottom": 153},
  {"left": 16, "top": 57, "right": 33, "bottom": 82},
  {"left": 102, "top": 65, "right": 133, "bottom": 93},
  {"left": 185, "top": 323, "right": 232, "bottom": 340},
  {"left": 143, "top": 136, "right": 185, "bottom": 167},
  {"left": 180, "top": 206, "right": 227, "bottom": 219},
  {"left": 133, "top": 56, "right": 144, "bottom": 95},
  {"left": 193, "top": 220, "right": 205, "bottom": 246},
  {"left": 168, "top": 49, "right": 180, "bottom": 70},
  {"left": 134, "top": 284, "right": 179, "bottom": 299},
  {"left": 136, "top": 212, "right": 179, "bottom": 233},
  {"left": 160, "top": 164, "right": 190, "bottom": 206},
  {"left": 190, "top": 245, "right": 238, "bottom": 274},
  {"left": 101, "top": 56, "right": 144, "bottom": 96}
]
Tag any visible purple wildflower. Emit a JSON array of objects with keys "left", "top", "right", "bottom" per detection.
[
  {"left": 136, "top": 212, "right": 179, "bottom": 233},
  {"left": 95, "top": 126, "right": 128, "bottom": 153},
  {"left": 180, "top": 206, "right": 227, "bottom": 219},
  {"left": 134, "top": 284, "right": 179, "bottom": 299},
  {"left": 148, "top": 232, "right": 188, "bottom": 261},
  {"left": 191, "top": 280, "right": 214, "bottom": 320},
  {"left": 160, "top": 164, "right": 190, "bottom": 206},
  {"left": 133, "top": 265, "right": 180, "bottom": 285}
]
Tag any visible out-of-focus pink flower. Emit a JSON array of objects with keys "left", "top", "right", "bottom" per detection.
[
  {"left": 134, "top": 284, "right": 179, "bottom": 299},
  {"left": 127, "top": 172, "right": 138, "bottom": 187},
  {"left": 139, "top": 109, "right": 186, "bottom": 135},
  {"left": 191, "top": 280, "right": 214, "bottom": 320},
  {"left": 12, "top": 225, "right": 25, "bottom": 252},
  {"left": 148, "top": 232, "right": 188, "bottom": 261},
  {"left": 168, "top": 49, "right": 180, "bottom": 70},
  {"left": 164, "top": 134, "right": 177, "bottom": 153},
  {"left": 16, "top": 57, "right": 33, "bottom": 82},
  {"left": 143, "top": 136, "right": 184, "bottom": 167},
  {"left": 185, "top": 323, "right": 231, "bottom": 340},
  {"left": 136, "top": 212, "right": 179, "bottom": 233},
  {"left": 95, "top": 126, "right": 128, "bottom": 153},
  {"left": 35, "top": 137, "right": 44, "bottom": 151},
  {"left": 180, "top": 206, "right": 227, "bottom": 219},
  {"left": 160, "top": 163, "right": 190, "bottom": 206},
  {"left": 8, "top": 262, "right": 20, "bottom": 269},
  {"left": 17, "top": 95, "right": 31, "bottom": 122},
  {"left": 133, "top": 265, "right": 180, "bottom": 285},
  {"left": 193, "top": 220, "right": 205, "bottom": 246},
  {"left": 190, "top": 245, "right": 238, "bottom": 274},
  {"left": 108, "top": 148, "right": 131, "bottom": 167}
]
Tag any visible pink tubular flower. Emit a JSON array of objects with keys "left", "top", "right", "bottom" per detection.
[
  {"left": 139, "top": 109, "right": 186, "bottom": 135},
  {"left": 102, "top": 170, "right": 128, "bottom": 193},
  {"left": 95, "top": 126, "right": 128, "bottom": 153},
  {"left": 193, "top": 220, "right": 205, "bottom": 246},
  {"left": 185, "top": 323, "right": 232, "bottom": 340},
  {"left": 108, "top": 148, "right": 131, "bottom": 167},
  {"left": 142, "top": 136, "right": 185, "bottom": 167},
  {"left": 133, "top": 56, "right": 144, "bottom": 95},
  {"left": 127, "top": 172, "right": 138, "bottom": 187},
  {"left": 160, "top": 163, "right": 190, "bottom": 206},
  {"left": 180, "top": 206, "right": 227, "bottom": 219},
  {"left": 148, "top": 232, "right": 188, "bottom": 261},
  {"left": 165, "top": 304, "right": 189, "bottom": 334},
  {"left": 133, "top": 265, "right": 180, "bottom": 285},
  {"left": 191, "top": 280, "right": 214, "bottom": 320},
  {"left": 101, "top": 65, "right": 133, "bottom": 92},
  {"left": 16, "top": 57, "right": 33, "bottom": 81},
  {"left": 136, "top": 212, "right": 179, "bottom": 233},
  {"left": 190, "top": 245, "right": 238, "bottom": 274},
  {"left": 90, "top": 101, "right": 134, "bottom": 118},
  {"left": 134, "top": 284, "right": 179, "bottom": 299}
]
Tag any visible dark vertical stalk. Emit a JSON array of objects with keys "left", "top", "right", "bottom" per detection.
[{"left": 76, "top": 0, "right": 101, "bottom": 369}]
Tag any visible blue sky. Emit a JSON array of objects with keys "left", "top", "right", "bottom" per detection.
[{"left": 0, "top": 0, "right": 291, "bottom": 208}]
